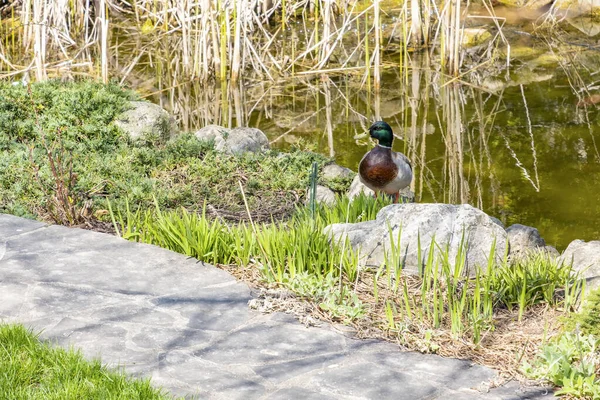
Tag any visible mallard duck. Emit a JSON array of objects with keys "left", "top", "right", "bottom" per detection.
[{"left": 358, "top": 121, "right": 412, "bottom": 203}]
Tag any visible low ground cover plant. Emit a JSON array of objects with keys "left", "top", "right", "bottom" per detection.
[
  {"left": 0, "top": 324, "right": 174, "bottom": 399},
  {"left": 0, "top": 81, "right": 330, "bottom": 224}
]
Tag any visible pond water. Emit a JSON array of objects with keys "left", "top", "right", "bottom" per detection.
[{"left": 136, "top": 25, "right": 600, "bottom": 251}]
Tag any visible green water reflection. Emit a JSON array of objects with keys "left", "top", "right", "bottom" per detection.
[
  {"left": 214, "top": 66, "right": 600, "bottom": 251},
  {"left": 133, "top": 31, "right": 600, "bottom": 251}
]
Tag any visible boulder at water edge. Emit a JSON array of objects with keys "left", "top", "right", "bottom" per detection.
[
  {"left": 560, "top": 240, "right": 600, "bottom": 292},
  {"left": 114, "top": 101, "right": 178, "bottom": 141},
  {"left": 506, "top": 223, "right": 547, "bottom": 259},
  {"left": 325, "top": 203, "right": 507, "bottom": 276},
  {"left": 194, "top": 125, "right": 270, "bottom": 155}
]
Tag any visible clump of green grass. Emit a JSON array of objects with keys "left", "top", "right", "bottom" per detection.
[
  {"left": 111, "top": 197, "right": 363, "bottom": 283},
  {"left": 0, "top": 324, "right": 173, "bottom": 399},
  {"left": 295, "top": 192, "right": 393, "bottom": 225},
  {"left": 490, "top": 252, "right": 582, "bottom": 321},
  {"left": 376, "top": 234, "right": 496, "bottom": 344}
]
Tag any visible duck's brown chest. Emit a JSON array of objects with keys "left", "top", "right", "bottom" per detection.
[{"left": 359, "top": 147, "right": 398, "bottom": 187}]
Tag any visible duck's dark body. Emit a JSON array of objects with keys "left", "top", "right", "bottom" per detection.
[{"left": 358, "top": 146, "right": 398, "bottom": 189}]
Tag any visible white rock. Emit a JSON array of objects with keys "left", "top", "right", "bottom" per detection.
[
  {"left": 114, "top": 101, "right": 178, "bottom": 141},
  {"left": 194, "top": 125, "right": 270, "bottom": 155},
  {"left": 325, "top": 203, "right": 507, "bottom": 276}
]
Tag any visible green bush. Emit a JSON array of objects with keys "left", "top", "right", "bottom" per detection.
[{"left": 0, "top": 80, "right": 329, "bottom": 221}]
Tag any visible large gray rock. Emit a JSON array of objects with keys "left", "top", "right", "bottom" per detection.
[
  {"left": 347, "top": 175, "right": 415, "bottom": 203},
  {"left": 560, "top": 240, "right": 600, "bottom": 292},
  {"left": 114, "top": 101, "right": 177, "bottom": 141},
  {"left": 194, "top": 125, "right": 270, "bottom": 155},
  {"left": 325, "top": 203, "right": 507, "bottom": 276},
  {"left": 507, "top": 224, "right": 546, "bottom": 259}
]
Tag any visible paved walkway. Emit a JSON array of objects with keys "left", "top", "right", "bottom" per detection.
[{"left": 0, "top": 214, "right": 555, "bottom": 399}]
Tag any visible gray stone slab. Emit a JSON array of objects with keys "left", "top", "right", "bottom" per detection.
[
  {"left": 308, "top": 361, "right": 441, "bottom": 399},
  {"left": 0, "top": 214, "right": 557, "bottom": 400},
  {"left": 0, "top": 213, "right": 47, "bottom": 238},
  {"left": 364, "top": 350, "right": 496, "bottom": 390},
  {"left": 265, "top": 387, "right": 342, "bottom": 400},
  {"left": 0, "top": 224, "right": 236, "bottom": 295},
  {"left": 253, "top": 352, "right": 349, "bottom": 384},
  {"left": 0, "top": 281, "right": 31, "bottom": 318},
  {"left": 196, "top": 316, "right": 346, "bottom": 365},
  {"left": 152, "top": 285, "right": 253, "bottom": 332},
  {"left": 158, "top": 349, "right": 267, "bottom": 400}
]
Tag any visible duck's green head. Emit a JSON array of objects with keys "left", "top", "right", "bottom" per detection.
[{"left": 369, "top": 121, "right": 394, "bottom": 147}]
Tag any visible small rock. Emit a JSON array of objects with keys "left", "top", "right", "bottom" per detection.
[
  {"left": 306, "top": 185, "right": 337, "bottom": 206},
  {"left": 489, "top": 216, "right": 505, "bottom": 228},
  {"left": 194, "top": 125, "right": 270, "bottom": 155},
  {"left": 347, "top": 175, "right": 374, "bottom": 199},
  {"left": 506, "top": 224, "right": 546, "bottom": 259},
  {"left": 560, "top": 239, "right": 600, "bottom": 292},
  {"left": 321, "top": 163, "right": 354, "bottom": 181},
  {"left": 325, "top": 203, "right": 508, "bottom": 276},
  {"left": 347, "top": 175, "right": 415, "bottom": 203},
  {"left": 461, "top": 28, "right": 492, "bottom": 48},
  {"left": 544, "top": 246, "right": 560, "bottom": 258},
  {"left": 114, "top": 101, "right": 178, "bottom": 141},
  {"left": 567, "top": 16, "right": 600, "bottom": 36}
]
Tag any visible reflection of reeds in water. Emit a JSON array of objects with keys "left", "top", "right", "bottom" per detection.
[{"left": 440, "top": 80, "right": 467, "bottom": 203}]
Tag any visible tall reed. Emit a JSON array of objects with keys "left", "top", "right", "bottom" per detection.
[{"left": 1, "top": 0, "right": 486, "bottom": 85}]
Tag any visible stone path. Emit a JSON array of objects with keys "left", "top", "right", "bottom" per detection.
[{"left": 0, "top": 214, "right": 556, "bottom": 399}]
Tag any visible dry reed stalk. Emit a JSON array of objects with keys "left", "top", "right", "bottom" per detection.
[
  {"left": 231, "top": 0, "right": 242, "bottom": 83},
  {"left": 32, "top": 0, "right": 47, "bottom": 80},
  {"left": 410, "top": 0, "right": 422, "bottom": 47},
  {"left": 322, "top": 77, "right": 335, "bottom": 157},
  {"left": 99, "top": 0, "right": 108, "bottom": 83},
  {"left": 373, "top": 0, "right": 380, "bottom": 92}
]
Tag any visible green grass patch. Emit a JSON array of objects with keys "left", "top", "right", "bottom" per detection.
[{"left": 0, "top": 324, "right": 173, "bottom": 400}]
